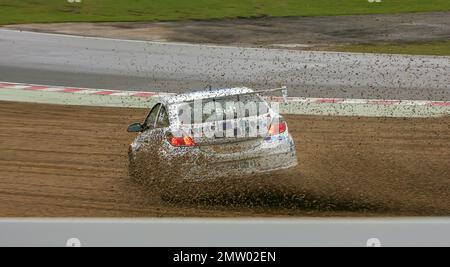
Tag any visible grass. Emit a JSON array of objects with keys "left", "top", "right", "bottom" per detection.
[
  {"left": 0, "top": 0, "right": 449, "bottom": 25},
  {"left": 327, "top": 41, "right": 450, "bottom": 56}
]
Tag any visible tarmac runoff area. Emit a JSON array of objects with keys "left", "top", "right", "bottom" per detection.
[{"left": 1, "top": 82, "right": 449, "bottom": 118}]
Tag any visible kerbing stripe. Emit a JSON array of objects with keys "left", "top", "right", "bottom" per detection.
[{"left": 1, "top": 81, "right": 449, "bottom": 107}]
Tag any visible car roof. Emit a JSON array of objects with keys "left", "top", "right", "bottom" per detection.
[{"left": 160, "top": 87, "right": 255, "bottom": 105}]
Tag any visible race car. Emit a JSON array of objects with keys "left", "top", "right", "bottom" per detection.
[{"left": 127, "top": 87, "right": 298, "bottom": 192}]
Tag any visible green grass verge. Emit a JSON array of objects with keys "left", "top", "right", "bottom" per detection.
[
  {"left": 0, "top": 0, "right": 450, "bottom": 25},
  {"left": 328, "top": 41, "right": 450, "bottom": 56}
]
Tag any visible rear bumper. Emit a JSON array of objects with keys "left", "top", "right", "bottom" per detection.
[{"left": 183, "top": 137, "right": 298, "bottom": 181}]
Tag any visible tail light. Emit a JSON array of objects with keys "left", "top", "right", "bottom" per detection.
[
  {"left": 268, "top": 120, "right": 287, "bottom": 136},
  {"left": 167, "top": 133, "right": 196, "bottom": 147}
]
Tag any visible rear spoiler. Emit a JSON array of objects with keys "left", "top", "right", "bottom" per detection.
[
  {"left": 171, "top": 86, "right": 289, "bottom": 104},
  {"left": 237, "top": 86, "right": 289, "bottom": 103}
]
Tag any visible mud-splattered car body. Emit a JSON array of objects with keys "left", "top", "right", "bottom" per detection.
[{"left": 127, "top": 87, "right": 298, "bottom": 182}]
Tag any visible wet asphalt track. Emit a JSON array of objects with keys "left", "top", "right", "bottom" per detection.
[{"left": 0, "top": 29, "right": 449, "bottom": 101}]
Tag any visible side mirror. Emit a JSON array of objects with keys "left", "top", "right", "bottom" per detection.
[{"left": 127, "top": 123, "right": 143, "bottom": 133}]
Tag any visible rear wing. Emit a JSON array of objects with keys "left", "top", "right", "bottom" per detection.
[
  {"left": 169, "top": 86, "right": 289, "bottom": 105},
  {"left": 236, "top": 86, "right": 289, "bottom": 103}
]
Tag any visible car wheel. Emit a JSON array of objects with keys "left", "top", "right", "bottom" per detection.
[
  {"left": 128, "top": 158, "right": 140, "bottom": 182},
  {"left": 128, "top": 151, "right": 159, "bottom": 187}
]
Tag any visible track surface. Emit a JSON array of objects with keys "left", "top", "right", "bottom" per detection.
[
  {"left": 0, "top": 29, "right": 449, "bottom": 100},
  {"left": 0, "top": 101, "right": 449, "bottom": 217}
]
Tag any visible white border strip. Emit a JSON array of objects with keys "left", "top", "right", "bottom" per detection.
[{"left": 1, "top": 218, "right": 449, "bottom": 247}]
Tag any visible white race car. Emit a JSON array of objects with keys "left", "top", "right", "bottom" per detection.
[{"left": 127, "top": 87, "right": 298, "bottom": 196}]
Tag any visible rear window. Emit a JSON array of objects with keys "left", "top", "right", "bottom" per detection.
[{"left": 176, "top": 94, "right": 269, "bottom": 125}]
